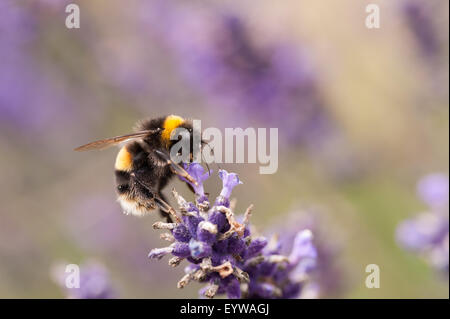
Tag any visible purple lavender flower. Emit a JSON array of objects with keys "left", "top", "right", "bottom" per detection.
[
  {"left": 148, "top": 163, "right": 319, "bottom": 298},
  {"left": 51, "top": 261, "right": 116, "bottom": 299},
  {"left": 218, "top": 169, "right": 243, "bottom": 201},
  {"left": 180, "top": 163, "right": 212, "bottom": 199},
  {"left": 396, "top": 174, "right": 449, "bottom": 273}
]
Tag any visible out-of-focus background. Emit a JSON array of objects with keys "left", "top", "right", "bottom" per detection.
[{"left": 0, "top": 0, "right": 448, "bottom": 298}]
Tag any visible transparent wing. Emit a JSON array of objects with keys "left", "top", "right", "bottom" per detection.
[{"left": 74, "top": 129, "right": 161, "bottom": 151}]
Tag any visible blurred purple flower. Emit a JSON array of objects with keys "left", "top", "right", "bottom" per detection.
[
  {"left": 65, "top": 196, "right": 126, "bottom": 252},
  {"left": 0, "top": 1, "right": 72, "bottom": 132},
  {"left": 396, "top": 173, "right": 449, "bottom": 273},
  {"left": 144, "top": 4, "right": 335, "bottom": 145},
  {"left": 148, "top": 163, "right": 321, "bottom": 298},
  {"left": 244, "top": 229, "right": 318, "bottom": 299},
  {"left": 401, "top": 0, "right": 439, "bottom": 59},
  {"left": 52, "top": 260, "right": 116, "bottom": 299},
  {"left": 65, "top": 194, "right": 170, "bottom": 287},
  {"left": 397, "top": 213, "right": 447, "bottom": 251},
  {"left": 267, "top": 211, "right": 347, "bottom": 297},
  {"left": 417, "top": 173, "right": 449, "bottom": 208}
]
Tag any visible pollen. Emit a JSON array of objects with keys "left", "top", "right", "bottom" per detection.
[
  {"left": 115, "top": 146, "right": 133, "bottom": 171},
  {"left": 161, "top": 115, "right": 184, "bottom": 146}
]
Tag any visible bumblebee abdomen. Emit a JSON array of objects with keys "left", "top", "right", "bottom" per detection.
[
  {"left": 115, "top": 170, "right": 130, "bottom": 194},
  {"left": 113, "top": 142, "right": 158, "bottom": 216},
  {"left": 117, "top": 194, "right": 156, "bottom": 217}
]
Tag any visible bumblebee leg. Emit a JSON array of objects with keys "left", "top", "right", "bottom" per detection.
[
  {"left": 130, "top": 171, "right": 179, "bottom": 222},
  {"left": 154, "top": 195, "right": 181, "bottom": 223},
  {"left": 155, "top": 194, "right": 171, "bottom": 222},
  {"left": 155, "top": 176, "right": 172, "bottom": 222},
  {"left": 186, "top": 183, "right": 195, "bottom": 194},
  {"left": 154, "top": 150, "right": 198, "bottom": 186}
]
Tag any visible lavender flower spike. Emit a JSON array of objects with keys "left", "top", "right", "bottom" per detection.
[{"left": 148, "top": 164, "right": 319, "bottom": 299}]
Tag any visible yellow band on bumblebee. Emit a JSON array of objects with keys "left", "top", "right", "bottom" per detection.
[
  {"left": 115, "top": 146, "right": 133, "bottom": 171},
  {"left": 161, "top": 115, "right": 185, "bottom": 147}
]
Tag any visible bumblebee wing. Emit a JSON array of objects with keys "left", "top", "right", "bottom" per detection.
[{"left": 74, "top": 129, "right": 161, "bottom": 151}]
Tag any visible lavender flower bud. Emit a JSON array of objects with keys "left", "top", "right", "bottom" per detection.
[
  {"left": 172, "top": 242, "right": 191, "bottom": 258},
  {"left": 219, "top": 169, "right": 243, "bottom": 200},
  {"left": 189, "top": 239, "right": 212, "bottom": 259},
  {"left": 183, "top": 215, "right": 203, "bottom": 238},
  {"left": 245, "top": 237, "right": 268, "bottom": 259},
  {"left": 172, "top": 224, "right": 191, "bottom": 243},
  {"left": 148, "top": 246, "right": 174, "bottom": 260},
  {"left": 208, "top": 210, "right": 230, "bottom": 232},
  {"left": 228, "top": 234, "right": 246, "bottom": 255},
  {"left": 197, "top": 221, "right": 218, "bottom": 244},
  {"left": 181, "top": 163, "right": 211, "bottom": 197},
  {"left": 212, "top": 239, "right": 229, "bottom": 255}
]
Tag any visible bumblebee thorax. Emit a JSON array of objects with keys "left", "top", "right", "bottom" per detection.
[{"left": 161, "top": 115, "right": 185, "bottom": 147}]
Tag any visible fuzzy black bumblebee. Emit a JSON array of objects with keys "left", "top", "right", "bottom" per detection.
[{"left": 74, "top": 115, "right": 200, "bottom": 220}]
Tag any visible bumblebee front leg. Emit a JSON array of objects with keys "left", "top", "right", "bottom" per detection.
[
  {"left": 154, "top": 150, "right": 198, "bottom": 186},
  {"left": 155, "top": 176, "right": 173, "bottom": 222}
]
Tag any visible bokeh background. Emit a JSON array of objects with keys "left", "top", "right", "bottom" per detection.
[{"left": 0, "top": 0, "right": 448, "bottom": 298}]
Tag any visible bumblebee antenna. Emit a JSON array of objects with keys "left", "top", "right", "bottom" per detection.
[
  {"left": 201, "top": 140, "right": 215, "bottom": 175},
  {"left": 202, "top": 140, "right": 222, "bottom": 171}
]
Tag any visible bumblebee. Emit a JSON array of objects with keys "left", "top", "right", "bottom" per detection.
[{"left": 74, "top": 115, "right": 200, "bottom": 220}]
